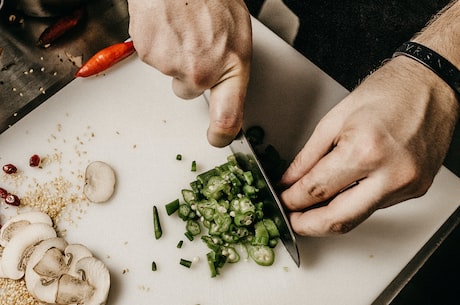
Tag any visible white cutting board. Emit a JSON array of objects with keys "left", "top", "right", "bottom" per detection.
[{"left": 1, "top": 19, "right": 459, "bottom": 305}]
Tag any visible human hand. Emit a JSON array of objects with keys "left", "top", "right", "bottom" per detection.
[
  {"left": 128, "top": 0, "right": 252, "bottom": 147},
  {"left": 280, "top": 56, "right": 459, "bottom": 236}
]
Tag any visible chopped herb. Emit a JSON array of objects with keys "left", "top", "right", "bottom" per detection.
[
  {"left": 177, "top": 240, "right": 184, "bottom": 248},
  {"left": 191, "top": 160, "right": 197, "bottom": 172},
  {"left": 184, "top": 231, "right": 194, "bottom": 241},
  {"left": 180, "top": 258, "right": 192, "bottom": 268},
  {"left": 165, "top": 198, "right": 180, "bottom": 215},
  {"left": 153, "top": 205, "right": 162, "bottom": 239},
  {"left": 171, "top": 154, "right": 281, "bottom": 277},
  {"left": 151, "top": 261, "right": 157, "bottom": 271}
]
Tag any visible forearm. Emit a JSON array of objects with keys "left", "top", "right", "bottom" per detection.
[
  {"left": 413, "top": 0, "right": 460, "bottom": 68},
  {"left": 394, "top": 0, "right": 460, "bottom": 121}
]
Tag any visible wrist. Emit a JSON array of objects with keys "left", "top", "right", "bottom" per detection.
[{"left": 390, "top": 55, "right": 459, "bottom": 120}]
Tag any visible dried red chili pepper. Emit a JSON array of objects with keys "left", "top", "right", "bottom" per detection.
[
  {"left": 75, "top": 41, "right": 136, "bottom": 77},
  {"left": 37, "top": 7, "right": 86, "bottom": 48}
]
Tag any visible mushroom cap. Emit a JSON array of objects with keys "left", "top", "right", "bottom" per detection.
[
  {"left": 25, "top": 237, "right": 68, "bottom": 303},
  {"left": 0, "top": 211, "right": 53, "bottom": 247},
  {"left": 75, "top": 256, "right": 111, "bottom": 305},
  {"left": 83, "top": 161, "right": 116, "bottom": 203},
  {"left": 1, "top": 223, "right": 56, "bottom": 279},
  {"left": 64, "top": 243, "right": 93, "bottom": 277}
]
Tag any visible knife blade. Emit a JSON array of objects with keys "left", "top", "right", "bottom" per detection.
[{"left": 229, "top": 130, "right": 300, "bottom": 267}]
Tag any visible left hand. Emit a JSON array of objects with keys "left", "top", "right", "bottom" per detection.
[{"left": 279, "top": 56, "right": 459, "bottom": 236}]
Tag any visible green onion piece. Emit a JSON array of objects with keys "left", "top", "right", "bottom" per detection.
[
  {"left": 206, "top": 251, "right": 218, "bottom": 277},
  {"left": 153, "top": 206, "right": 162, "bottom": 240},
  {"left": 177, "top": 240, "right": 184, "bottom": 248},
  {"left": 176, "top": 154, "right": 182, "bottom": 160},
  {"left": 191, "top": 160, "right": 197, "bottom": 172},
  {"left": 180, "top": 258, "right": 192, "bottom": 268},
  {"left": 151, "top": 261, "right": 157, "bottom": 271},
  {"left": 165, "top": 198, "right": 180, "bottom": 216},
  {"left": 184, "top": 231, "right": 194, "bottom": 241}
]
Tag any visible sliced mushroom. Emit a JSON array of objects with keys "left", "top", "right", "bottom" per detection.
[
  {"left": 33, "top": 247, "right": 68, "bottom": 278},
  {"left": 74, "top": 256, "right": 111, "bottom": 305},
  {"left": 56, "top": 273, "right": 95, "bottom": 305},
  {"left": 1, "top": 223, "right": 56, "bottom": 279},
  {"left": 64, "top": 243, "right": 93, "bottom": 277},
  {"left": 0, "top": 211, "right": 53, "bottom": 247},
  {"left": 25, "top": 237, "right": 68, "bottom": 303},
  {"left": 83, "top": 161, "right": 116, "bottom": 203}
]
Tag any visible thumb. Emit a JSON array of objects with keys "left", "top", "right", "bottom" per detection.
[{"left": 207, "top": 72, "right": 249, "bottom": 147}]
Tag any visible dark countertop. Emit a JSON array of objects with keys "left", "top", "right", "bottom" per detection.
[{"left": 245, "top": 1, "right": 459, "bottom": 304}]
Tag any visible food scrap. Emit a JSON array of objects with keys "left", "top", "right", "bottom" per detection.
[
  {"left": 0, "top": 212, "right": 110, "bottom": 305},
  {"left": 167, "top": 154, "right": 281, "bottom": 277}
]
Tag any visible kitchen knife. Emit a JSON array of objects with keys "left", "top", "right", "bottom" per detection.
[{"left": 229, "top": 130, "right": 300, "bottom": 267}]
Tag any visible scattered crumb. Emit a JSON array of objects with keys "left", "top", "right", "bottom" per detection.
[
  {"left": 137, "top": 285, "right": 151, "bottom": 292},
  {"left": 65, "top": 51, "right": 83, "bottom": 68}
]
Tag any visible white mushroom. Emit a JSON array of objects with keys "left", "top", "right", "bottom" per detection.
[
  {"left": 83, "top": 161, "right": 116, "bottom": 203},
  {"left": 25, "top": 237, "right": 68, "bottom": 303},
  {"left": 1, "top": 223, "right": 56, "bottom": 279},
  {"left": 33, "top": 247, "right": 68, "bottom": 278},
  {"left": 0, "top": 211, "right": 53, "bottom": 247},
  {"left": 64, "top": 244, "right": 93, "bottom": 277},
  {"left": 74, "top": 256, "right": 111, "bottom": 305},
  {"left": 56, "top": 273, "right": 95, "bottom": 305}
]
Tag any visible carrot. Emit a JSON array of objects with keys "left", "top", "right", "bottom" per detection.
[
  {"left": 37, "top": 7, "right": 86, "bottom": 48},
  {"left": 75, "top": 41, "right": 136, "bottom": 77}
]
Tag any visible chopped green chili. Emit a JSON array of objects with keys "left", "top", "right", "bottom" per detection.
[
  {"left": 186, "top": 219, "right": 201, "bottom": 236},
  {"left": 172, "top": 154, "right": 282, "bottom": 276},
  {"left": 191, "top": 160, "right": 197, "bottom": 172},
  {"left": 176, "top": 154, "right": 182, "bottom": 160},
  {"left": 184, "top": 231, "right": 194, "bottom": 241},
  {"left": 151, "top": 261, "right": 157, "bottom": 271},
  {"left": 165, "top": 198, "right": 180, "bottom": 216},
  {"left": 153, "top": 205, "right": 162, "bottom": 240},
  {"left": 177, "top": 240, "right": 184, "bottom": 248},
  {"left": 180, "top": 258, "right": 192, "bottom": 268}
]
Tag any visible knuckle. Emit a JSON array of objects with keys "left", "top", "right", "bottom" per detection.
[
  {"left": 329, "top": 221, "right": 355, "bottom": 234},
  {"left": 299, "top": 178, "right": 329, "bottom": 202},
  {"left": 393, "top": 164, "right": 433, "bottom": 197},
  {"left": 212, "top": 114, "right": 241, "bottom": 136}
]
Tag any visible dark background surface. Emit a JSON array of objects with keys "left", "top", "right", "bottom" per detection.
[{"left": 245, "top": 1, "right": 459, "bottom": 304}]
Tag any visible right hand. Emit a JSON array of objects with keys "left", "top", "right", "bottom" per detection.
[{"left": 128, "top": 0, "right": 252, "bottom": 147}]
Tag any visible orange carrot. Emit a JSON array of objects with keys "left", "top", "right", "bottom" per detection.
[{"left": 75, "top": 41, "right": 136, "bottom": 77}]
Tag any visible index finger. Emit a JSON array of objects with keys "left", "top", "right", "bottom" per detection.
[{"left": 288, "top": 177, "right": 381, "bottom": 236}]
